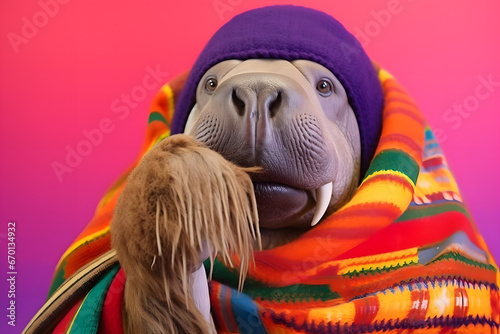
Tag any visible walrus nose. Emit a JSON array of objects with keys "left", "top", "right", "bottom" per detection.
[{"left": 229, "top": 80, "right": 285, "bottom": 119}]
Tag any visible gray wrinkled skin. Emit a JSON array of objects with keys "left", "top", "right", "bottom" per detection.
[{"left": 185, "top": 59, "right": 361, "bottom": 245}]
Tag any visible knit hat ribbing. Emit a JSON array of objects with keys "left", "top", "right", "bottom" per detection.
[{"left": 171, "top": 5, "right": 384, "bottom": 177}]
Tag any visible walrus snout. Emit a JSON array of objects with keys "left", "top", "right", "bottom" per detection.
[
  {"left": 203, "top": 71, "right": 313, "bottom": 164},
  {"left": 230, "top": 80, "right": 284, "bottom": 118}
]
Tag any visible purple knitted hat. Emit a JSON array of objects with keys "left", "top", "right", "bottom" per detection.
[{"left": 171, "top": 5, "right": 383, "bottom": 177}]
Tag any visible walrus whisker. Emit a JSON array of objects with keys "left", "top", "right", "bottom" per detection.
[
  {"left": 151, "top": 255, "right": 157, "bottom": 270},
  {"left": 162, "top": 262, "right": 173, "bottom": 311},
  {"left": 155, "top": 198, "right": 163, "bottom": 257},
  {"left": 208, "top": 244, "right": 215, "bottom": 281},
  {"left": 182, "top": 254, "right": 189, "bottom": 310}
]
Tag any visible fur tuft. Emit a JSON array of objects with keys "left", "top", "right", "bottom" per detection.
[{"left": 111, "top": 134, "right": 260, "bottom": 334}]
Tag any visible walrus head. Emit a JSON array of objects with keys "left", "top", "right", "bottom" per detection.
[
  {"left": 171, "top": 5, "right": 384, "bottom": 235},
  {"left": 184, "top": 59, "right": 360, "bottom": 230}
]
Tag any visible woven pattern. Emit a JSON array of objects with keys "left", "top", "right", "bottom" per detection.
[{"left": 40, "top": 69, "right": 499, "bottom": 334}]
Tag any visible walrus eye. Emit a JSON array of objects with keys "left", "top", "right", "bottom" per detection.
[
  {"left": 316, "top": 79, "right": 333, "bottom": 96},
  {"left": 205, "top": 77, "right": 218, "bottom": 93}
]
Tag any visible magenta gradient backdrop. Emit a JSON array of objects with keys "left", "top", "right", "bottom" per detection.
[{"left": 1, "top": 0, "right": 499, "bottom": 332}]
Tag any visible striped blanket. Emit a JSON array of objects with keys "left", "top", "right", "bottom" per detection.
[{"left": 24, "top": 68, "right": 500, "bottom": 333}]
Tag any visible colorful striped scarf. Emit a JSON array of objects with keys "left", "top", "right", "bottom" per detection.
[{"left": 24, "top": 68, "right": 500, "bottom": 333}]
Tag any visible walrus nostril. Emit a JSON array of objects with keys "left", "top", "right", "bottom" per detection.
[
  {"left": 268, "top": 91, "right": 282, "bottom": 118},
  {"left": 232, "top": 89, "right": 246, "bottom": 116}
]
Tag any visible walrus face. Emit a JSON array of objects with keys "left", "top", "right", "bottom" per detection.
[{"left": 185, "top": 59, "right": 361, "bottom": 231}]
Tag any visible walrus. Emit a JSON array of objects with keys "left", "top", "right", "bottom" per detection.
[
  {"left": 114, "top": 5, "right": 384, "bottom": 332},
  {"left": 24, "top": 5, "right": 500, "bottom": 334}
]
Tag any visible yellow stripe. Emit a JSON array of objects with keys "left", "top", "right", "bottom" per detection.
[
  {"left": 427, "top": 282, "right": 455, "bottom": 318},
  {"left": 161, "top": 83, "right": 175, "bottom": 122},
  {"left": 362, "top": 169, "right": 416, "bottom": 188},
  {"left": 338, "top": 253, "right": 418, "bottom": 276},
  {"left": 378, "top": 68, "right": 394, "bottom": 82},
  {"left": 342, "top": 176, "right": 413, "bottom": 213},
  {"left": 306, "top": 280, "right": 495, "bottom": 327},
  {"left": 374, "top": 284, "right": 413, "bottom": 322},
  {"left": 337, "top": 247, "right": 418, "bottom": 267},
  {"left": 57, "top": 227, "right": 110, "bottom": 270},
  {"left": 287, "top": 248, "right": 418, "bottom": 277},
  {"left": 95, "top": 190, "right": 117, "bottom": 212},
  {"left": 308, "top": 302, "right": 356, "bottom": 324},
  {"left": 66, "top": 293, "right": 88, "bottom": 333},
  {"left": 341, "top": 169, "right": 415, "bottom": 214},
  {"left": 467, "top": 283, "right": 493, "bottom": 317}
]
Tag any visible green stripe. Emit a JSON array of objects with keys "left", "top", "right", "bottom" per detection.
[
  {"left": 69, "top": 264, "right": 120, "bottom": 334},
  {"left": 396, "top": 202, "right": 470, "bottom": 222},
  {"left": 363, "top": 149, "right": 419, "bottom": 184},
  {"left": 431, "top": 252, "right": 497, "bottom": 272},
  {"left": 148, "top": 111, "right": 169, "bottom": 126},
  {"left": 247, "top": 283, "right": 340, "bottom": 303},
  {"left": 47, "top": 262, "right": 66, "bottom": 299},
  {"left": 206, "top": 259, "right": 340, "bottom": 302},
  {"left": 342, "top": 260, "right": 418, "bottom": 278}
]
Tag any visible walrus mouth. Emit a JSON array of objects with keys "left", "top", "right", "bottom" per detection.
[{"left": 252, "top": 181, "right": 333, "bottom": 228}]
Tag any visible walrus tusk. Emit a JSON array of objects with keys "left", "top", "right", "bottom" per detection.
[{"left": 311, "top": 182, "right": 333, "bottom": 226}]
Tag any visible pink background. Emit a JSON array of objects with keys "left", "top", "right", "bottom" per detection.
[{"left": 1, "top": 0, "right": 499, "bottom": 332}]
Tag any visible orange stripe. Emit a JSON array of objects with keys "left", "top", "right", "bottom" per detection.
[
  {"left": 380, "top": 109, "right": 424, "bottom": 141},
  {"left": 377, "top": 133, "right": 423, "bottom": 159},
  {"left": 383, "top": 103, "right": 426, "bottom": 126},
  {"left": 376, "top": 113, "right": 424, "bottom": 164},
  {"left": 64, "top": 233, "right": 111, "bottom": 278},
  {"left": 382, "top": 80, "right": 425, "bottom": 122},
  {"left": 382, "top": 78, "right": 410, "bottom": 95},
  {"left": 385, "top": 89, "right": 418, "bottom": 105}
]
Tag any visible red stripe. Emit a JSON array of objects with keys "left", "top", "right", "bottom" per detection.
[
  {"left": 490, "top": 289, "right": 500, "bottom": 322},
  {"left": 98, "top": 268, "right": 125, "bottom": 334},
  {"left": 52, "top": 299, "right": 83, "bottom": 334},
  {"left": 383, "top": 78, "right": 411, "bottom": 95},
  {"left": 382, "top": 79, "right": 425, "bottom": 122},
  {"left": 353, "top": 295, "right": 380, "bottom": 325},
  {"left": 377, "top": 133, "right": 423, "bottom": 159},
  {"left": 384, "top": 93, "right": 418, "bottom": 108},
  {"left": 224, "top": 285, "right": 239, "bottom": 332},
  {"left": 423, "top": 156, "right": 445, "bottom": 168},
  {"left": 209, "top": 282, "right": 229, "bottom": 333},
  {"left": 336, "top": 210, "right": 480, "bottom": 260},
  {"left": 407, "top": 286, "right": 429, "bottom": 321},
  {"left": 453, "top": 286, "right": 469, "bottom": 319},
  {"left": 383, "top": 106, "right": 426, "bottom": 126}
]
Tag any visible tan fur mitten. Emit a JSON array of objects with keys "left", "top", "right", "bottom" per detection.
[{"left": 110, "top": 134, "right": 260, "bottom": 334}]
